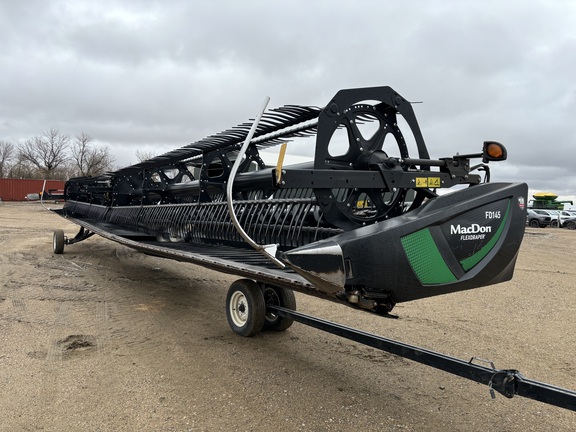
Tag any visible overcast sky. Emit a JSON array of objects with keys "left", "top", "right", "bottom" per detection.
[{"left": 1, "top": 0, "right": 575, "bottom": 206}]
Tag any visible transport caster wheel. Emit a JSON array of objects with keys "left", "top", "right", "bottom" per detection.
[
  {"left": 263, "top": 285, "right": 296, "bottom": 331},
  {"left": 226, "top": 279, "right": 266, "bottom": 337},
  {"left": 53, "top": 229, "right": 65, "bottom": 254}
]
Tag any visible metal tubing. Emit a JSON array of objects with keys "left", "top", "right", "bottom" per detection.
[{"left": 226, "top": 97, "right": 285, "bottom": 268}]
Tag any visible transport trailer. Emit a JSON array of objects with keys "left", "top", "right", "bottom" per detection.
[{"left": 50, "top": 86, "right": 575, "bottom": 410}]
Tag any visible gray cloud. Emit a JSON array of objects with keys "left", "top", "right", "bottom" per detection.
[{"left": 1, "top": 0, "right": 575, "bottom": 203}]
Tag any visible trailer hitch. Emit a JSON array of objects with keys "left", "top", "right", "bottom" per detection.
[{"left": 489, "top": 369, "right": 522, "bottom": 399}]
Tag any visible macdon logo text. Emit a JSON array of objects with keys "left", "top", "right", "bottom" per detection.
[{"left": 450, "top": 224, "right": 492, "bottom": 235}]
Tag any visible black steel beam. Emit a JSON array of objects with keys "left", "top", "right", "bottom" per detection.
[{"left": 269, "top": 305, "right": 576, "bottom": 411}]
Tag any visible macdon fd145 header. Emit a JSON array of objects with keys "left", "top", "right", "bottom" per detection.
[{"left": 52, "top": 85, "right": 528, "bottom": 337}]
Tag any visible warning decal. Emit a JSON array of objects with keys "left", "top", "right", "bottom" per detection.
[{"left": 415, "top": 177, "right": 441, "bottom": 188}]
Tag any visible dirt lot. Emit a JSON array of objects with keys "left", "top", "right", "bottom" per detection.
[{"left": 0, "top": 202, "right": 575, "bottom": 431}]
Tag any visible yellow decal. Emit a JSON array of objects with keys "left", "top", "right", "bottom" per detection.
[
  {"left": 275, "top": 143, "right": 287, "bottom": 184},
  {"left": 415, "top": 177, "right": 428, "bottom": 187},
  {"left": 428, "top": 177, "right": 441, "bottom": 187}
]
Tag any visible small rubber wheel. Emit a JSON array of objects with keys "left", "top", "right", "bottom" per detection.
[
  {"left": 226, "top": 279, "right": 266, "bottom": 337},
  {"left": 263, "top": 285, "right": 296, "bottom": 331},
  {"left": 53, "top": 229, "right": 65, "bottom": 254}
]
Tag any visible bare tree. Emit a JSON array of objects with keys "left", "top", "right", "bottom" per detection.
[
  {"left": 7, "top": 153, "right": 36, "bottom": 179},
  {"left": 0, "top": 140, "right": 15, "bottom": 178},
  {"left": 18, "top": 129, "right": 70, "bottom": 179},
  {"left": 70, "top": 132, "right": 114, "bottom": 177},
  {"left": 136, "top": 149, "right": 157, "bottom": 162}
]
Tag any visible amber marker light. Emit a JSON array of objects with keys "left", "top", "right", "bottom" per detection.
[{"left": 482, "top": 141, "right": 507, "bottom": 162}]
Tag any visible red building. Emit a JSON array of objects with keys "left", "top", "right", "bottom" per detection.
[{"left": 0, "top": 178, "right": 65, "bottom": 201}]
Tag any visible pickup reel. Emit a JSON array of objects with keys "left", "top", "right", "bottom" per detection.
[{"left": 307, "top": 87, "right": 504, "bottom": 231}]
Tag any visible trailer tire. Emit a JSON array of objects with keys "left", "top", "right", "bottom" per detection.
[
  {"left": 53, "top": 229, "right": 65, "bottom": 254},
  {"left": 565, "top": 221, "right": 576, "bottom": 230},
  {"left": 226, "top": 279, "right": 266, "bottom": 337},
  {"left": 263, "top": 285, "right": 296, "bottom": 332}
]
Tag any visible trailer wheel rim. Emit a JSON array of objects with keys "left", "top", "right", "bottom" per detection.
[{"left": 229, "top": 290, "right": 249, "bottom": 328}]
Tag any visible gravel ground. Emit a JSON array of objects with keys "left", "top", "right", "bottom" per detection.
[{"left": 0, "top": 202, "right": 575, "bottom": 431}]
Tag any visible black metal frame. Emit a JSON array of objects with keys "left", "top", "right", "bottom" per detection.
[
  {"left": 269, "top": 305, "right": 576, "bottom": 411},
  {"left": 64, "top": 226, "right": 95, "bottom": 246}
]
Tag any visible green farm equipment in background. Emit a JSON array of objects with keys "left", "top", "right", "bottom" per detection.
[{"left": 529, "top": 192, "right": 573, "bottom": 210}]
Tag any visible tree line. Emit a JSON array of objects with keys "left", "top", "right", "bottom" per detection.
[{"left": 0, "top": 129, "right": 115, "bottom": 180}]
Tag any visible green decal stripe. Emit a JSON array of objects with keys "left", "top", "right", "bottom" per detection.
[
  {"left": 460, "top": 200, "right": 511, "bottom": 271},
  {"left": 401, "top": 228, "right": 457, "bottom": 285}
]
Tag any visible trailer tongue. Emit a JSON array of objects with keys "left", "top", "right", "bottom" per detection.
[{"left": 269, "top": 305, "right": 576, "bottom": 411}]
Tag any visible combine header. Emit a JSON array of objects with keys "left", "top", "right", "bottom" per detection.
[{"left": 50, "top": 86, "right": 575, "bottom": 410}]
